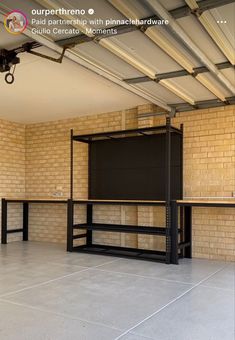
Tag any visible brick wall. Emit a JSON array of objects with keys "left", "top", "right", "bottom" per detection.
[
  {"left": 25, "top": 108, "right": 137, "bottom": 245},
  {"left": 0, "top": 119, "right": 26, "bottom": 242},
  {"left": 152, "top": 106, "right": 235, "bottom": 261},
  {"left": 1, "top": 105, "right": 235, "bottom": 261}
]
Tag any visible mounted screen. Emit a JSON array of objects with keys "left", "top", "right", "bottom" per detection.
[{"left": 89, "top": 133, "right": 182, "bottom": 200}]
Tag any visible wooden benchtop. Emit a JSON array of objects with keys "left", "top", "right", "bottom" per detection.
[
  {"left": 3, "top": 198, "right": 235, "bottom": 207},
  {"left": 177, "top": 199, "right": 235, "bottom": 207},
  {"left": 3, "top": 198, "right": 166, "bottom": 205},
  {"left": 73, "top": 199, "right": 166, "bottom": 204},
  {"left": 3, "top": 198, "right": 67, "bottom": 203}
]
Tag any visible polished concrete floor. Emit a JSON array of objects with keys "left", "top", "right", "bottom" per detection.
[{"left": 0, "top": 242, "right": 234, "bottom": 340}]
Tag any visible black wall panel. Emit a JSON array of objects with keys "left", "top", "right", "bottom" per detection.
[{"left": 89, "top": 133, "right": 182, "bottom": 200}]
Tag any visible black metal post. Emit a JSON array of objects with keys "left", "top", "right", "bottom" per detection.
[
  {"left": 88, "top": 142, "right": 92, "bottom": 198},
  {"left": 70, "top": 129, "right": 74, "bottom": 200},
  {"left": 165, "top": 117, "right": 171, "bottom": 264},
  {"left": 23, "top": 202, "right": 29, "bottom": 241},
  {"left": 179, "top": 124, "right": 184, "bottom": 257},
  {"left": 86, "top": 203, "right": 93, "bottom": 246},
  {"left": 1, "top": 199, "right": 7, "bottom": 244},
  {"left": 180, "top": 206, "right": 184, "bottom": 257},
  {"left": 170, "top": 200, "right": 178, "bottom": 264},
  {"left": 67, "top": 199, "right": 74, "bottom": 251},
  {"left": 184, "top": 206, "right": 192, "bottom": 258},
  {"left": 180, "top": 124, "right": 184, "bottom": 200}
]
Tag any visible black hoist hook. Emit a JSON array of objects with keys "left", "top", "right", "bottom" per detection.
[{"left": 5, "top": 64, "right": 16, "bottom": 84}]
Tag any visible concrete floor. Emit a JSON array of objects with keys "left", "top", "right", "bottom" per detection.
[{"left": 0, "top": 242, "right": 234, "bottom": 340}]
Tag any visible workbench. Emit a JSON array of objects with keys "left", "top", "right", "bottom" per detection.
[
  {"left": 170, "top": 199, "right": 235, "bottom": 263},
  {"left": 2, "top": 197, "right": 234, "bottom": 264},
  {"left": 1, "top": 198, "right": 67, "bottom": 244}
]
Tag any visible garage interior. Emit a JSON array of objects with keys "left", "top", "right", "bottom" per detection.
[{"left": 0, "top": 0, "right": 235, "bottom": 339}]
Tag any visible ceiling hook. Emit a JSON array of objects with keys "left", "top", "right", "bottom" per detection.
[{"left": 5, "top": 64, "right": 16, "bottom": 84}]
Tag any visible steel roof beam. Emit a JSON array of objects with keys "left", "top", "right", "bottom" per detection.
[
  {"left": 0, "top": 11, "right": 171, "bottom": 111},
  {"left": 170, "top": 0, "right": 235, "bottom": 19},
  {"left": 197, "top": 0, "right": 235, "bottom": 12},
  {"left": 124, "top": 61, "right": 234, "bottom": 83},
  {"left": 171, "top": 96, "right": 235, "bottom": 112},
  {"left": 56, "top": 15, "right": 164, "bottom": 48},
  {"left": 125, "top": 76, "right": 151, "bottom": 84},
  {"left": 55, "top": 1, "right": 235, "bottom": 102},
  {"left": 56, "top": 0, "right": 235, "bottom": 48},
  {"left": 57, "top": 0, "right": 235, "bottom": 48},
  {"left": 144, "top": 0, "right": 235, "bottom": 96},
  {"left": 156, "top": 69, "right": 189, "bottom": 81}
]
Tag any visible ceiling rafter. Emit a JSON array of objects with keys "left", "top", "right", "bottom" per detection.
[
  {"left": 56, "top": 20, "right": 234, "bottom": 102},
  {"left": 143, "top": 0, "right": 235, "bottom": 97},
  {"left": 185, "top": 0, "right": 235, "bottom": 65},
  {"left": 0, "top": 11, "right": 171, "bottom": 112},
  {"left": 1, "top": 1, "right": 234, "bottom": 113},
  {"left": 172, "top": 95, "right": 235, "bottom": 112},
  {"left": 35, "top": 0, "right": 198, "bottom": 105},
  {"left": 36, "top": 0, "right": 235, "bottom": 105},
  {"left": 107, "top": 0, "right": 233, "bottom": 103},
  {"left": 124, "top": 61, "right": 234, "bottom": 83},
  {"left": 170, "top": 0, "right": 235, "bottom": 19}
]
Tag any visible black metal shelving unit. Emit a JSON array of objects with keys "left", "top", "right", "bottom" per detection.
[
  {"left": 67, "top": 199, "right": 173, "bottom": 263},
  {"left": 67, "top": 117, "right": 185, "bottom": 264}
]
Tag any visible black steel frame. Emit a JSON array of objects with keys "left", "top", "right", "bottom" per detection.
[
  {"left": 67, "top": 199, "right": 173, "bottom": 263},
  {"left": 170, "top": 199, "right": 235, "bottom": 263},
  {"left": 68, "top": 118, "right": 184, "bottom": 264},
  {"left": 1, "top": 198, "right": 29, "bottom": 244},
  {"left": 1, "top": 198, "right": 66, "bottom": 244}
]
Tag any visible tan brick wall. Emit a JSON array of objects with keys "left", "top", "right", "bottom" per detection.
[
  {"left": 25, "top": 109, "right": 138, "bottom": 244},
  {"left": 152, "top": 106, "right": 235, "bottom": 261},
  {"left": 0, "top": 119, "right": 26, "bottom": 242},
  {"left": 1, "top": 105, "right": 235, "bottom": 261}
]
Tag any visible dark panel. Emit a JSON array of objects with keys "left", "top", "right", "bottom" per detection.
[{"left": 89, "top": 133, "right": 182, "bottom": 200}]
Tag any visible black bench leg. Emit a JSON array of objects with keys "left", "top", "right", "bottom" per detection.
[
  {"left": 184, "top": 206, "right": 192, "bottom": 258},
  {"left": 1, "top": 198, "right": 7, "bottom": 244},
  {"left": 23, "top": 202, "right": 29, "bottom": 241},
  {"left": 171, "top": 200, "right": 178, "bottom": 264}
]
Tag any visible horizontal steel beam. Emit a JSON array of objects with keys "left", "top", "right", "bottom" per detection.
[
  {"left": 193, "top": 61, "right": 234, "bottom": 75},
  {"left": 171, "top": 96, "right": 235, "bottom": 112},
  {"left": 196, "top": 96, "right": 235, "bottom": 106},
  {"left": 56, "top": 34, "right": 92, "bottom": 47},
  {"left": 156, "top": 69, "right": 189, "bottom": 81},
  {"left": 56, "top": 16, "right": 165, "bottom": 47},
  {"left": 55, "top": 0, "right": 235, "bottom": 48},
  {"left": 124, "top": 61, "right": 234, "bottom": 83},
  {"left": 170, "top": 0, "right": 235, "bottom": 19},
  {"left": 14, "top": 44, "right": 232, "bottom": 82},
  {"left": 169, "top": 5, "right": 191, "bottom": 19},
  {"left": 216, "top": 61, "right": 235, "bottom": 70},
  {"left": 125, "top": 76, "right": 151, "bottom": 84},
  {"left": 197, "top": 0, "right": 235, "bottom": 12}
]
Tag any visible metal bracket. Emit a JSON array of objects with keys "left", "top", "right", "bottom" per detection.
[
  {"left": 25, "top": 46, "right": 67, "bottom": 64},
  {"left": 191, "top": 8, "right": 203, "bottom": 17},
  {"left": 169, "top": 107, "right": 176, "bottom": 118}
]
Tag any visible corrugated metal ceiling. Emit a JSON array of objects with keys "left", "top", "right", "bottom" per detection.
[{"left": 0, "top": 0, "right": 234, "bottom": 114}]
